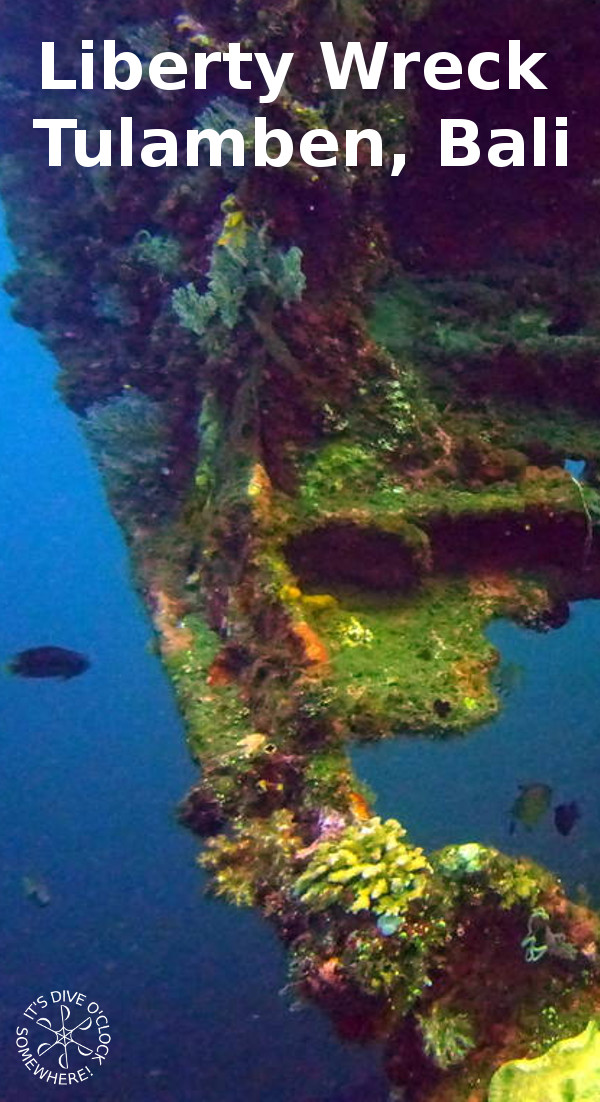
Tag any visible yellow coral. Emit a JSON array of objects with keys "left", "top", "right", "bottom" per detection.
[
  {"left": 218, "top": 209, "right": 249, "bottom": 250},
  {"left": 296, "top": 816, "right": 432, "bottom": 920},
  {"left": 338, "top": 616, "right": 374, "bottom": 647},
  {"left": 280, "top": 584, "right": 302, "bottom": 602},
  {"left": 302, "top": 593, "right": 339, "bottom": 611},
  {"left": 236, "top": 733, "right": 268, "bottom": 756}
]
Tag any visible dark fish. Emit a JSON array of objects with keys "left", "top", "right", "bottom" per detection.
[
  {"left": 554, "top": 801, "right": 581, "bottom": 837},
  {"left": 22, "top": 876, "right": 51, "bottom": 907},
  {"left": 509, "top": 783, "right": 552, "bottom": 834},
  {"left": 7, "top": 646, "right": 90, "bottom": 680}
]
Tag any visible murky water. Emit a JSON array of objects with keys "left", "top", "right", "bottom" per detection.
[
  {"left": 353, "top": 608, "right": 600, "bottom": 902},
  {"left": 0, "top": 217, "right": 384, "bottom": 1101}
]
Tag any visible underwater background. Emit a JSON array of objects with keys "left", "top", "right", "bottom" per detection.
[
  {"left": 0, "top": 214, "right": 386, "bottom": 1100},
  {"left": 4, "top": 176, "right": 600, "bottom": 1090},
  {"left": 3, "top": 1, "right": 600, "bottom": 1098}
]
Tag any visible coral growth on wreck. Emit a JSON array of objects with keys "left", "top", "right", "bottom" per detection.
[
  {"left": 3, "top": 0, "right": 600, "bottom": 1097},
  {"left": 295, "top": 816, "right": 432, "bottom": 919}
]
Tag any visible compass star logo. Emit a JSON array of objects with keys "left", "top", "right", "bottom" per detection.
[
  {"left": 16, "top": 990, "right": 111, "bottom": 1085},
  {"left": 35, "top": 1003, "right": 94, "bottom": 1069}
]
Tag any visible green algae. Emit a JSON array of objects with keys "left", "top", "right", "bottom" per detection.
[
  {"left": 166, "top": 616, "right": 253, "bottom": 761},
  {"left": 371, "top": 274, "right": 600, "bottom": 368},
  {"left": 431, "top": 843, "right": 553, "bottom": 910},
  {"left": 300, "top": 579, "right": 499, "bottom": 734},
  {"left": 444, "top": 405, "right": 600, "bottom": 465},
  {"left": 293, "top": 435, "right": 590, "bottom": 525},
  {"left": 302, "top": 747, "right": 360, "bottom": 809},
  {"left": 200, "top": 809, "right": 301, "bottom": 908}
]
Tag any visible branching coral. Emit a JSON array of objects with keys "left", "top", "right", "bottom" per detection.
[
  {"left": 295, "top": 816, "right": 432, "bottom": 920},
  {"left": 172, "top": 208, "right": 305, "bottom": 352},
  {"left": 196, "top": 97, "right": 254, "bottom": 141},
  {"left": 129, "top": 230, "right": 183, "bottom": 276},
  {"left": 195, "top": 97, "right": 255, "bottom": 179},
  {"left": 417, "top": 1003, "right": 476, "bottom": 1070},
  {"left": 118, "top": 21, "right": 173, "bottom": 59},
  {"left": 82, "top": 389, "right": 173, "bottom": 523}
]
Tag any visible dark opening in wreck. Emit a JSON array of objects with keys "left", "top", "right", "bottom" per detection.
[{"left": 394, "top": 0, "right": 600, "bottom": 274}]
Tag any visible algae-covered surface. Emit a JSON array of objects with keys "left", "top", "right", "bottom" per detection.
[{"left": 3, "top": 0, "right": 600, "bottom": 1098}]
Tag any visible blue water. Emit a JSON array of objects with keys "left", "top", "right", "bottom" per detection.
[
  {"left": 353, "top": 610, "right": 600, "bottom": 900},
  {"left": 0, "top": 216, "right": 384, "bottom": 1101},
  {"left": 565, "top": 458, "right": 586, "bottom": 479}
]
